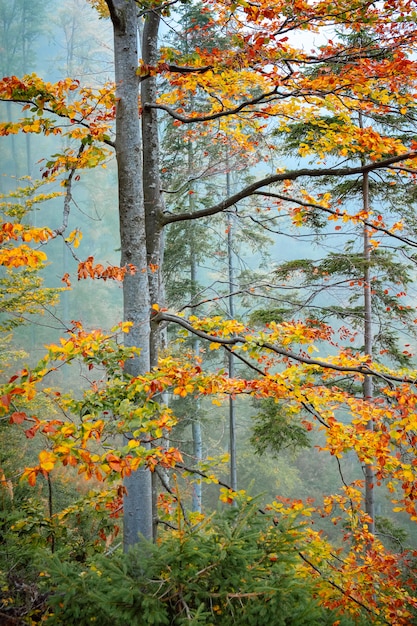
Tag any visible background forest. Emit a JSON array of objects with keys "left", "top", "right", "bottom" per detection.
[{"left": 2, "top": 0, "right": 417, "bottom": 623}]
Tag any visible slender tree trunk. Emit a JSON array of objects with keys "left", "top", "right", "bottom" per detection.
[
  {"left": 226, "top": 166, "right": 237, "bottom": 492},
  {"left": 190, "top": 210, "right": 203, "bottom": 512},
  {"left": 363, "top": 170, "right": 375, "bottom": 534},
  {"left": 358, "top": 111, "right": 375, "bottom": 534},
  {"left": 141, "top": 11, "right": 165, "bottom": 364},
  {"left": 107, "top": 0, "right": 153, "bottom": 549},
  {"left": 191, "top": 329, "right": 203, "bottom": 512},
  {"left": 47, "top": 474, "right": 55, "bottom": 554},
  {"left": 140, "top": 10, "right": 168, "bottom": 537}
]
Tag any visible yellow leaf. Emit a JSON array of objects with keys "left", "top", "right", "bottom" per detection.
[
  {"left": 65, "top": 229, "right": 83, "bottom": 248},
  {"left": 39, "top": 450, "right": 57, "bottom": 473}
]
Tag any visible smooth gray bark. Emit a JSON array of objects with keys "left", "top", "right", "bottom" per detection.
[
  {"left": 140, "top": 10, "right": 168, "bottom": 537},
  {"left": 191, "top": 230, "right": 203, "bottom": 512},
  {"left": 226, "top": 168, "right": 237, "bottom": 492},
  {"left": 191, "top": 334, "right": 203, "bottom": 512},
  {"left": 141, "top": 11, "right": 165, "bottom": 366},
  {"left": 359, "top": 112, "right": 375, "bottom": 534},
  {"left": 186, "top": 138, "right": 203, "bottom": 513},
  {"left": 107, "top": 0, "right": 153, "bottom": 549},
  {"left": 362, "top": 170, "right": 375, "bottom": 534}
]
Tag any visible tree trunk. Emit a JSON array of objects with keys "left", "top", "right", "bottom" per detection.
[
  {"left": 226, "top": 167, "right": 237, "bottom": 492},
  {"left": 191, "top": 223, "right": 203, "bottom": 512},
  {"left": 359, "top": 110, "right": 375, "bottom": 534},
  {"left": 363, "top": 170, "right": 375, "bottom": 534},
  {"left": 140, "top": 9, "right": 168, "bottom": 537},
  {"left": 107, "top": 0, "right": 153, "bottom": 549},
  {"left": 141, "top": 10, "right": 165, "bottom": 365}
]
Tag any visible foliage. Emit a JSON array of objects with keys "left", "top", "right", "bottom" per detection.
[
  {"left": 0, "top": 179, "right": 61, "bottom": 329},
  {"left": 42, "top": 499, "right": 370, "bottom": 626},
  {"left": 3, "top": 0, "right": 417, "bottom": 623},
  {"left": 251, "top": 398, "right": 311, "bottom": 456}
]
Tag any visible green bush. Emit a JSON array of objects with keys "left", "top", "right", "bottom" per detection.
[{"left": 42, "top": 500, "right": 371, "bottom": 625}]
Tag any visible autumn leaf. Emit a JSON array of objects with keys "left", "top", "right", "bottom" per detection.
[
  {"left": 9, "top": 411, "right": 27, "bottom": 424},
  {"left": 106, "top": 453, "right": 122, "bottom": 472},
  {"left": 22, "top": 467, "right": 38, "bottom": 486},
  {"left": 38, "top": 450, "right": 57, "bottom": 472},
  {"left": 65, "top": 228, "right": 83, "bottom": 248}
]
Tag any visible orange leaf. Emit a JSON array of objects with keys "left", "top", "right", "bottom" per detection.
[
  {"left": 25, "top": 426, "right": 38, "bottom": 439},
  {"left": 9, "top": 411, "right": 27, "bottom": 424},
  {"left": 106, "top": 453, "right": 122, "bottom": 472},
  {"left": 22, "top": 467, "right": 38, "bottom": 486},
  {"left": 61, "top": 273, "right": 72, "bottom": 287}
]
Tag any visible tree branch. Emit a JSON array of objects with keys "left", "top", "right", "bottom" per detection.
[
  {"left": 154, "top": 466, "right": 190, "bottom": 527},
  {"left": 162, "top": 151, "right": 417, "bottom": 225},
  {"left": 167, "top": 64, "right": 214, "bottom": 74},
  {"left": 52, "top": 144, "right": 84, "bottom": 238},
  {"left": 254, "top": 191, "right": 417, "bottom": 248},
  {"left": 146, "top": 86, "right": 282, "bottom": 123},
  {"left": 136, "top": 0, "right": 181, "bottom": 18},
  {"left": 154, "top": 311, "right": 415, "bottom": 384},
  {"left": 0, "top": 99, "right": 116, "bottom": 149},
  {"left": 223, "top": 344, "right": 330, "bottom": 428},
  {"left": 105, "top": 0, "right": 123, "bottom": 30}
]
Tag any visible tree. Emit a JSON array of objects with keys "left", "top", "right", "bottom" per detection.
[{"left": 0, "top": 180, "right": 61, "bottom": 329}]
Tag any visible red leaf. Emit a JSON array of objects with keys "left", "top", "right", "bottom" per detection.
[
  {"left": 1, "top": 394, "right": 11, "bottom": 409},
  {"left": 9, "top": 411, "right": 27, "bottom": 424},
  {"left": 25, "top": 426, "right": 37, "bottom": 439}
]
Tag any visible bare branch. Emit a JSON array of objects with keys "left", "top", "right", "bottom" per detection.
[
  {"left": 167, "top": 64, "right": 214, "bottom": 74},
  {"left": 136, "top": 0, "right": 182, "bottom": 18},
  {"left": 138, "top": 63, "right": 214, "bottom": 85},
  {"left": 52, "top": 145, "right": 84, "bottom": 238},
  {"left": 254, "top": 191, "right": 417, "bottom": 248}
]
